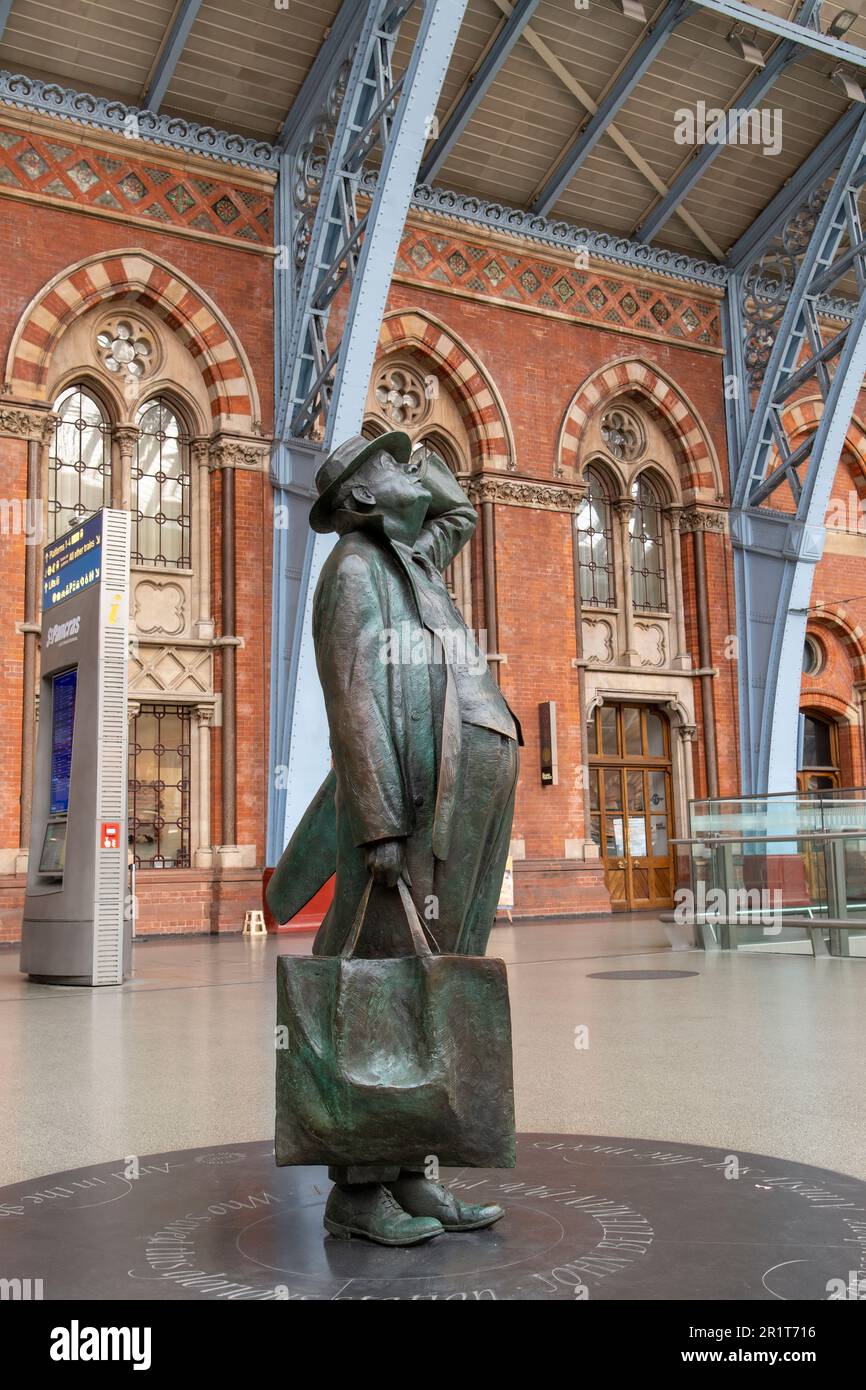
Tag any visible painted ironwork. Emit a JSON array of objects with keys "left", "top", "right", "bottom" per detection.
[
  {"left": 267, "top": 0, "right": 469, "bottom": 863},
  {"left": 0, "top": 70, "right": 279, "bottom": 170},
  {"left": 725, "top": 108, "right": 866, "bottom": 794},
  {"left": 688, "top": 0, "right": 866, "bottom": 69},
  {"left": 408, "top": 181, "right": 729, "bottom": 286}
]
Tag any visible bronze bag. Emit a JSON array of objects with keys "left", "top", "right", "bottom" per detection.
[{"left": 275, "top": 877, "right": 516, "bottom": 1169}]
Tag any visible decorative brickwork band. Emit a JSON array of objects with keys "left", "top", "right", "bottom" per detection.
[
  {"left": 558, "top": 358, "right": 722, "bottom": 498},
  {"left": 394, "top": 222, "right": 723, "bottom": 352},
  {"left": 6, "top": 250, "right": 261, "bottom": 432},
  {"left": 378, "top": 310, "right": 514, "bottom": 470},
  {"left": 0, "top": 120, "right": 273, "bottom": 245}
]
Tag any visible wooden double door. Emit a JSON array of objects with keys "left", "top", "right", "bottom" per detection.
[{"left": 587, "top": 702, "right": 675, "bottom": 911}]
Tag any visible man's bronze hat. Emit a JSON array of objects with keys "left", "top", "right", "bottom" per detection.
[{"left": 309, "top": 430, "right": 412, "bottom": 534}]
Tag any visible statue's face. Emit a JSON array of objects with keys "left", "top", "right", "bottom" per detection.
[{"left": 350, "top": 449, "right": 429, "bottom": 541}]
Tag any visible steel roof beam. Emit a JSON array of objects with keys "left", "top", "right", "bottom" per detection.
[
  {"left": 278, "top": 0, "right": 370, "bottom": 150},
  {"left": 529, "top": 0, "right": 694, "bottom": 217},
  {"left": 418, "top": 0, "right": 541, "bottom": 184},
  {"left": 488, "top": 0, "right": 722, "bottom": 257},
  {"left": 726, "top": 103, "right": 862, "bottom": 269},
  {"left": 688, "top": 0, "right": 866, "bottom": 69},
  {"left": 635, "top": 44, "right": 801, "bottom": 243},
  {"left": 635, "top": 0, "right": 822, "bottom": 244},
  {"left": 142, "top": 0, "right": 204, "bottom": 112}
]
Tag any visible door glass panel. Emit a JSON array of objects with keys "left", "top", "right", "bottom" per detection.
[
  {"left": 627, "top": 769, "right": 644, "bottom": 812},
  {"left": 599, "top": 707, "right": 618, "bottom": 755},
  {"left": 645, "top": 710, "right": 665, "bottom": 757},
  {"left": 586, "top": 717, "right": 597, "bottom": 756},
  {"left": 623, "top": 706, "right": 641, "bottom": 756},
  {"left": 603, "top": 769, "right": 622, "bottom": 810},
  {"left": 590, "top": 814, "right": 602, "bottom": 846},
  {"left": 802, "top": 716, "right": 832, "bottom": 767},
  {"left": 650, "top": 815, "right": 668, "bottom": 854},
  {"left": 628, "top": 817, "right": 648, "bottom": 855},
  {"left": 648, "top": 770, "right": 667, "bottom": 812},
  {"left": 606, "top": 817, "right": 625, "bottom": 856},
  {"left": 589, "top": 770, "right": 599, "bottom": 811}
]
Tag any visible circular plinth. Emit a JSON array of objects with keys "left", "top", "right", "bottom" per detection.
[
  {"left": 1, "top": 1135, "right": 863, "bottom": 1300},
  {"left": 586, "top": 970, "right": 700, "bottom": 980}
]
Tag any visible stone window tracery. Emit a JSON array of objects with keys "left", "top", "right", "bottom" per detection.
[
  {"left": 374, "top": 362, "right": 432, "bottom": 427},
  {"left": 601, "top": 406, "right": 646, "bottom": 462},
  {"left": 95, "top": 315, "right": 155, "bottom": 383},
  {"left": 48, "top": 385, "right": 112, "bottom": 540},
  {"left": 629, "top": 474, "right": 667, "bottom": 611},
  {"left": 132, "top": 399, "right": 191, "bottom": 567},
  {"left": 576, "top": 466, "right": 616, "bottom": 607}
]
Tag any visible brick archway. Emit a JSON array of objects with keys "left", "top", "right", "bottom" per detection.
[
  {"left": 557, "top": 357, "right": 721, "bottom": 497},
  {"left": 807, "top": 604, "right": 866, "bottom": 683},
  {"left": 5, "top": 249, "right": 260, "bottom": 431},
  {"left": 785, "top": 397, "right": 866, "bottom": 493},
  {"left": 377, "top": 310, "right": 514, "bottom": 469}
]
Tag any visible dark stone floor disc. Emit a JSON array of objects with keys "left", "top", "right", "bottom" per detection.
[
  {"left": 587, "top": 969, "right": 700, "bottom": 980},
  {"left": 0, "top": 1135, "right": 862, "bottom": 1301}
]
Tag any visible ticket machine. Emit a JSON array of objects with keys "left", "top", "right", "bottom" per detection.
[{"left": 20, "top": 509, "right": 132, "bottom": 985}]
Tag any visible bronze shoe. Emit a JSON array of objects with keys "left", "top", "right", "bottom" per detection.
[
  {"left": 323, "top": 1182, "right": 443, "bottom": 1246},
  {"left": 387, "top": 1174, "right": 505, "bottom": 1232}
]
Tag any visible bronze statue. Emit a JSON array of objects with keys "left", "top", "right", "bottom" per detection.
[{"left": 270, "top": 431, "right": 521, "bottom": 1246}]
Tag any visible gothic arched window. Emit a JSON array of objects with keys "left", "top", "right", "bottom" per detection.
[
  {"left": 576, "top": 466, "right": 615, "bottom": 607},
  {"left": 48, "top": 386, "right": 112, "bottom": 540},
  {"left": 132, "top": 399, "right": 191, "bottom": 567},
  {"left": 629, "top": 474, "right": 667, "bottom": 611}
]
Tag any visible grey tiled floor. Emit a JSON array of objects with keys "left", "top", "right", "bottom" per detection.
[{"left": 0, "top": 914, "right": 863, "bottom": 1186}]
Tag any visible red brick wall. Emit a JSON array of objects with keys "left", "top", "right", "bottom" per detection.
[{"left": 0, "top": 129, "right": 274, "bottom": 940}]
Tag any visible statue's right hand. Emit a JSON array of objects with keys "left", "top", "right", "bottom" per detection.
[{"left": 364, "top": 838, "right": 406, "bottom": 888}]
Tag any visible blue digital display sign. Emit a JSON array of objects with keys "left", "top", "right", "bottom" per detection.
[
  {"left": 42, "top": 512, "right": 103, "bottom": 611},
  {"left": 50, "top": 669, "right": 78, "bottom": 816}
]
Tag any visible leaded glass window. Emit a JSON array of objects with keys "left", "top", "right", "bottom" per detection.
[
  {"left": 629, "top": 475, "right": 667, "bottom": 611},
  {"left": 132, "top": 400, "right": 191, "bottom": 567},
  {"left": 48, "top": 387, "right": 112, "bottom": 540},
  {"left": 128, "top": 704, "right": 191, "bottom": 869},
  {"left": 576, "top": 467, "right": 615, "bottom": 606}
]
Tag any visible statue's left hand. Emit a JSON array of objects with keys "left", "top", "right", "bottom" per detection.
[{"left": 364, "top": 838, "right": 407, "bottom": 888}]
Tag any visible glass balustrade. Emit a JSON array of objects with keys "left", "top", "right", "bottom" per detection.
[{"left": 672, "top": 788, "right": 866, "bottom": 957}]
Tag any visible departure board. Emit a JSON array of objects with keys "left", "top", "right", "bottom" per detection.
[{"left": 50, "top": 669, "right": 78, "bottom": 816}]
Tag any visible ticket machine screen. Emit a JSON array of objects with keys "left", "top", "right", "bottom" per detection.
[{"left": 38, "top": 819, "right": 67, "bottom": 875}]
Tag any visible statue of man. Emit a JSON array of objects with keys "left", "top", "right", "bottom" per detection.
[{"left": 269, "top": 430, "right": 522, "bottom": 1246}]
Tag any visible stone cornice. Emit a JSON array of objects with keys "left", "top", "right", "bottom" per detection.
[
  {"left": 466, "top": 473, "right": 585, "bottom": 512},
  {"left": 406, "top": 182, "right": 728, "bottom": 291},
  {"left": 0, "top": 404, "right": 58, "bottom": 443},
  {"left": 0, "top": 71, "right": 278, "bottom": 173}
]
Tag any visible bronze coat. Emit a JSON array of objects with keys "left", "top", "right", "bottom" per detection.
[{"left": 270, "top": 456, "right": 496, "bottom": 957}]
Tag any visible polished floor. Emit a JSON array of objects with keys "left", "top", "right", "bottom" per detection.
[{"left": 1, "top": 914, "right": 863, "bottom": 1187}]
